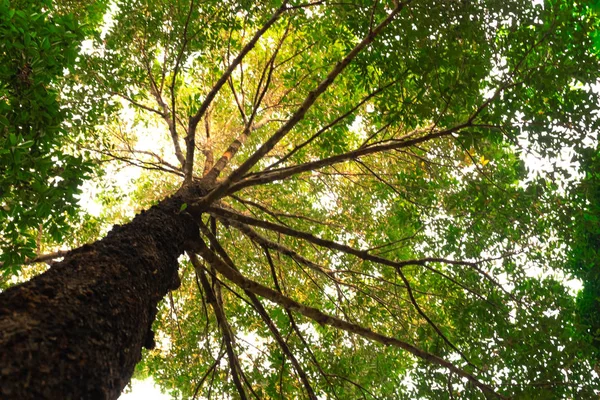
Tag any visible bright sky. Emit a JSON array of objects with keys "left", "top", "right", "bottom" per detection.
[{"left": 119, "top": 378, "right": 170, "bottom": 400}]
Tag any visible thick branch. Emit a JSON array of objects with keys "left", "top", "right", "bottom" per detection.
[
  {"left": 188, "top": 2, "right": 289, "bottom": 130},
  {"left": 266, "top": 80, "right": 398, "bottom": 171},
  {"left": 190, "top": 254, "right": 248, "bottom": 400},
  {"left": 175, "top": 0, "right": 197, "bottom": 183},
  {"left": 203, "top": 117, "right": 272, "bottom": 183},
  {"left": 195, "top": 2, "right": 409, "bottom": 207},
  {"left": 191, "top": 238, "right": 503, "bottom": 399},
  {"left": 215, "top": 205, "right": 510, "bottom": 312},
  {"left": 228, "top": 75, "right": 523, "bottom": 194},
  {"left": 209, "top": 206, "right": 477, "bottom": 271},
  {"left": 228, "top": 125, "right": 459, "bottom": 193},
  {"left": 196, "top": 222, "right": 318, "bottom": 400}
]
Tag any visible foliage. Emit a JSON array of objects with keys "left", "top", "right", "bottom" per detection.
[
  {"left": 0, "top": 0, "right": 101, "bottom": 271},
  {"left": 5, "top": 0, "right": 600, "bottom": 398},
  {"left": 566, "top": 145, "right": 600, "bottom": 352}
]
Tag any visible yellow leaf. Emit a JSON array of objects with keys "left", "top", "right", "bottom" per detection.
[{"left": 480, "top": 155, "right": 490, "bottom": 166}]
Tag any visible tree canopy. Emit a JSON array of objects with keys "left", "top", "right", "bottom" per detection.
[{"left": 2, "top": 0, "right": 600, "bottom": 399}]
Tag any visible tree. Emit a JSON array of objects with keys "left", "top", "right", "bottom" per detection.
[
  {"left": 0, "top": 0, "right": 96, "bottom": 269},
  {"left": 1, "top": 0, "right": 600, "bottom": 398}
]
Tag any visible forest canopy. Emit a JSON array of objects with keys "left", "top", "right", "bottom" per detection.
[{"left": 1, "top": 0, "right": 600, "bottom": 399}]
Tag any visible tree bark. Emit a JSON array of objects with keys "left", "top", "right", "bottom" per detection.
[{"left": 0, "top": 193, "right": 199, "bottom": 400}]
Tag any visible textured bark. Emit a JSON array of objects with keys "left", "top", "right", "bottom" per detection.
[{"left": 0, "top": 193, "right": 199, "bottom": 400}]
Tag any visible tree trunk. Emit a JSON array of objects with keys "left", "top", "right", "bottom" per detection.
[{"left": 0, "top": 193, "right": 199, "bottom": 400}]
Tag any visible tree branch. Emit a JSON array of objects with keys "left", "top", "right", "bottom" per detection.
[
  {"left": 228, "top": 125, "right": 459, "bottom": 193},
  {"left": 113, "top": 92, "right": 164, "bottom": 116},
  {"left": 202, "top": 21, "right": 290, "bottom": 183},
  {"left": 184, "top": 3, "right": 290, "bottom": 183},
  {"left": 231, "top": 195, "right": 343, "bottom": 229},
  {"left": 266, "top": 80, "right": 398, "bottom": 171},
  {"left": 191, "top": 347, "right": 226, "bottom": 400},
  {"left": 266, "top": 254, "right": 343, "bottom": 399},
  {"left": 209, "top": 206, "right": 478, "bottom": 271},
  {"left": 228, "top": 219, "right": 333, "bottom": 278},
  {"left": 190, "top": 238, "right": 503, "bottom": 399},
  {"left": 174, "top": 0, "right": 197, "bottom": 183},
  {"left": 188, "top": 2, "right": 290, "bottom": 130},
  {"left": 202, "top": 116, "right": 273, "bottom": 183},
  {"left": 190, "top": 254, "right": 248, "bottom": 400},
  {"left": 196, "top": 221, "right": 318, "bottom": 400},
  {"left": 138, "top": 42, "right": 187, "bottom": 168},
  {"left": 395, "top": 268, "right": 477, "bottom": 369},
  {"left": 195, "top": 2, "right": 409, "bottom": 207}
]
